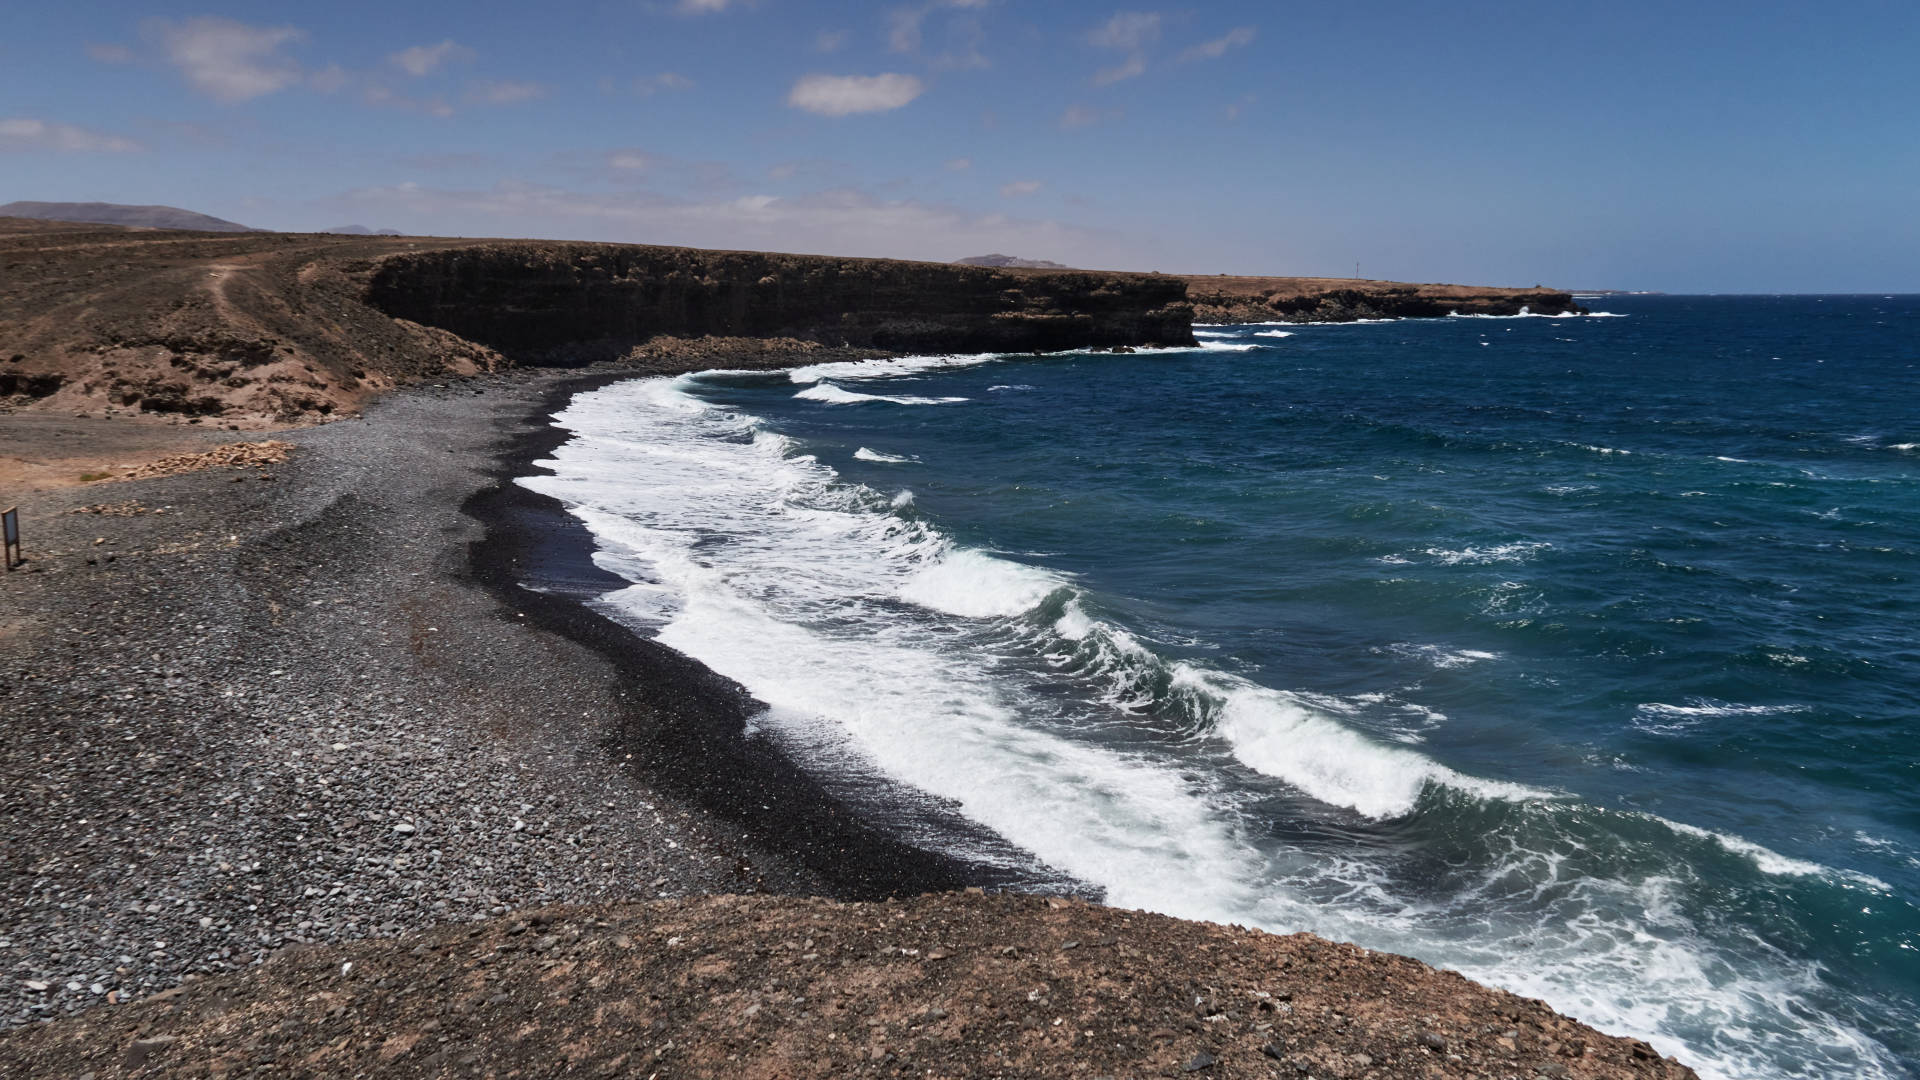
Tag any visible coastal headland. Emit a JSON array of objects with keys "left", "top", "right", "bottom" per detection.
[
  {"left": 1184, "top": 275, "right": 1584, "bottom": 324},
  {"left": 0, "top": 217, "right": 1682, "bottom": 1077}
]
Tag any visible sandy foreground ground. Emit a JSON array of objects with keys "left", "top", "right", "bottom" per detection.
[{"left": 0, "top": 369, "right": 1697, "bottom": 1078}]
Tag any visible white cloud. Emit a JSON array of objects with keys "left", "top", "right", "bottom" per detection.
[
  {"left": 945, "top": 157, "right": 972, "bottom": 171},
  {"left": 0, "top": 117, "right": 143, "bottom": 153},
  {"left": 1092, "top": 54, "right": 1146, "bottom": 85},
  {"left": 336, "top": 180, "right": 1131, "bottom": 267},
  {"left": 1179, "top": 26, "right": 1256, "bottom": 62},
  {"left": 390, "top": 40, "right": 475, "bottom": 77},
  {"left": 467, "top": 80, "right": 546, "bottom": 105},
  {"left": 146, "top": 16, "right": 306, "bottom": 103},
  {"left": 678, "top": 0, "right": 733, "bottom": 12},
  {"left": 1089, "top": 11, "right": 1161, "bottom": 51},
  {"left": 608, "top": 150, "right": 654, "bottom": 172},
  {"left": 999, "top": 179, "right": 1043, "bottom": 198},
  {"left": 786, "top": 73, "right": 924, "bottom": 116},
  {"left": 1087, "top": 11, "right": 1159, "bottom": 86},
  {"left": 815, "top": 29, "right": 849, "bottom": 52}
]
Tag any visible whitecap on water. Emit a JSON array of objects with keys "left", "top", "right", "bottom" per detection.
[{"left": 795, "top": 382, "right": 968, "bottom": 406}]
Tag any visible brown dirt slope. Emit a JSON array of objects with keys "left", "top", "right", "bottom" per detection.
[
  {"left": 0, "top": 220, "right": 499, "bottom": 427},
  {"left": 1182, "top": 275, "right": 1582, "bottom": 323},
  {"left": 0, "top": 892, "right": 1696, "bottom": 1080}
]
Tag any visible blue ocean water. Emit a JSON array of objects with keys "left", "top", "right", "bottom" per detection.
[{"left": 522, "top": 296, "right": 1919, "bottom": 1079}]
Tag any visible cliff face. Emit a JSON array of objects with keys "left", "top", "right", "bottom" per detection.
[
  {"left": 0, "top": 222, "right": 1193, "bottom": 425},
  {"left": 1184, "top": 275, "right": 1585, "bottom": 324},
  {"left": 364, "top": 244, "right": 1194, "bottom": 361}
]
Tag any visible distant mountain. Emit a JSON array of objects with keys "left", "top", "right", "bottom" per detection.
[
  {"left": 0, "top": 201, "right": 259, "bottom": 232},
  {"left": 954, "top": 253, "right": 1073, "bottom": 270},
  {"left": 320, "top": 224, "right": 404, "bottom": 236}
]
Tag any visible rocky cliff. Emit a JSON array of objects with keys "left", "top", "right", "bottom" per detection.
[
  {"left": 1184, "top": 275, "right": 1584, "bottom": 323},
  {"left": 364, "top": 244, "right": 1191, "bottom": 361},
  {"left": 0, "top": 221, "right": 1193, "bottom": 425}
]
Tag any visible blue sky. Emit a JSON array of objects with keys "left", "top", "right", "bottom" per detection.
[{"left": 4, "top": 1, "right": 1917, "bottom": 291}]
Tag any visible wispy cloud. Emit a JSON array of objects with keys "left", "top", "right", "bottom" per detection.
[
  {"left": 607, "top": 150, "right": 654, "bottom": 172},
  {"left": 633, "top": 72, "right": 694, "bottom": 96},
  {"left": 360, "top": 85, "right": 455, "bottom": 118},
  {"left": 1093, "top": 54, "right": 1146, "bottom": 86},
  {"left": 786, "top": 73, "right": 925, "bottom": 116},
  {"left": 1087, "top": 11, "right": 1159, "bottom": 85},
  {"left": 466, "top": 80, "right": 546, "bottom": 105},
  {"left": 389, "top": 40, "right": 474, "bottom": 77},
  {"left": 945, "top": 157, "right": 972, "bottom": 171},
  {"left": 144, "top": 16, "right": 306, "bottom": 103},
  {"left": 0, "top": 117, "right": 143, "bottom": 153},
  {"left": 1179, "top": 26, "right": 1256, "bottom": 62},
  {"left": 677, "top": 0, "right": 735, "bottom": 12},
  {"left": 815, "top": 29, "right": 849, "bottom": 52},
  {"left": 999, "top": 179, "right": 1043, "bottom": 198},
  {"left": 1059, "top": 104, "right": 1119, "bottom": 129},
  {"left": 1089, "top": 11, "right": 1161, "bottom": 51},
  {"left": 888, "top": 0, "right": 992, "bottom": 70}
]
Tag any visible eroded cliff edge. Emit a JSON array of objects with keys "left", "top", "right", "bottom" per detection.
[
  {"left": 364, "top": 244, "right": 1195, "bottom": 360},
  {"left": 1185, "top": 274, "right": 1584, "bottom": 323}
]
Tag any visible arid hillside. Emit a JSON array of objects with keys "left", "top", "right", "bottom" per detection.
[{"left": 0, "top": 219, "right": 1191, "bottom": 427}]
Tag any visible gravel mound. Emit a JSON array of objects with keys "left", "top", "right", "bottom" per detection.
[{"left": 0, "top": 892, "right": 1696, "bottom": 1079}]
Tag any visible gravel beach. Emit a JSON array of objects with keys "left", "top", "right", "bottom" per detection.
[{"left": 0, "top": 368, "right": 1026, "bottom": 1029}]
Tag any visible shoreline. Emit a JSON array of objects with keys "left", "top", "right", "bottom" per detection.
[
  {"left": 0, "top": 361, "right": 1703, "bottom": 1079},
  {"left": 461, "top": 366, "right": 1072, "bottom": 899}
]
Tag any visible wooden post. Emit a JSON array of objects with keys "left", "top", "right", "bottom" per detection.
[{"left": 2, "top": 506, "right": 19, "bottom": 570}]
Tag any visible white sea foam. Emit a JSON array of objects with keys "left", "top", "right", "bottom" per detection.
[
  {"left": 1447, "top": 307, "right": 1627, "bottom": 319},
  {"left": 795, "top": 382, "right": 968, "bottom": 406},
  {"left": 787, "top": 351, "right": 1004, "bottom": 385},
  {"left": 1198, "top": 341, "right": 1261, "bottom": 352},
  {"left": 1254, "top": 330, "right": 1295, "bottom": 338},
  {"left": 1175, "top": 667, "right": 1548, "bottom": 818},
  {"left": 1652, "top": 815, "right": 1888, "bottom": 890},
  {"left": 1632, "top": 699, "right": 1810, "bottom": 735},
  {"left": 898, "top": 548, "right": 1066, "bottom": 618},
  {"left": 1193, "top": 330, "right": 1239, "bottom": 338},
  {"left": 1387, "top": 642, "right": 1503, "bottom": 668},
  {"left": 853, "top": 447, "right": 917, "bottom": 464},
  {"left": 1421, "top": 540, "right": 1551, "bottom": 565},
  {"left": 527, "top": 376, "right": 1263, "bottom": 920}
]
